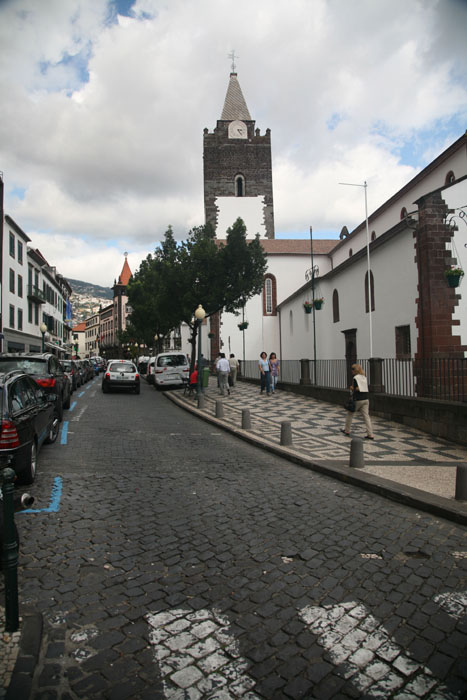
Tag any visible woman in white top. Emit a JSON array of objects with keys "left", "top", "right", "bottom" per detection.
[{"left": 341, "top": 364, "right": 374, "bottom": 439}]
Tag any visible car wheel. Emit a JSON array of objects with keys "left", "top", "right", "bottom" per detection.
[
  {"left": 63, "top": 391, "right": 71, "bottom": 410},
  {"left": 18, "top": 441, "right": 37, "bottom": 485},
  {"left": 57, "top": 397, "right": 64, "bottom": 421},
  {"left": 135, "top": 385, "right": 140, "bottom": 394},
  {"left": 45, "top": 413, "right": 60, "bottom": 444},
  {"left": 102, "top": 383, "right": 108, "bottom": 393}
]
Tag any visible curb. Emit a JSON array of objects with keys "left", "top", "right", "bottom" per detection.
[
  {"left": 6, "top": 612, "right": 43, "bottom": 700},
  {"left": 165, "top": 391, "right": 467, "bottom": 526}
]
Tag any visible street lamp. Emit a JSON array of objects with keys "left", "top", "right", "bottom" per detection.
[
  {"left": 40, "top": 322, "right": 48, "bottom": 352},
  {"left": 154, "top": 334, "right": 159, "bottom": 354},
  {"left": 194, "top": 304, "right": 206, "bottom": 398}
]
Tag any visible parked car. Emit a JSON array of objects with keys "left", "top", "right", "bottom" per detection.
[
  {"left": 81, "top": 359, "right": 94, "bottom": 382},
  {"left": 102, "top": 360, "right": 140, "bottom": 394},
  {"left": 0, "top": 354, "right": 71, "bottom": 420},
  {"left": 154, "top": 352, "right": 190, "bottom": 389},
  {"left": 73, "top": 360, "right": 86, "bottom": 386},
  {"left": 0, "top": 370, "right": 59, "bottom": 484},
  {"left": 61, "top": 359, "right": 80, "bottom": 392},
  {"left": 146, "top": 357, "right": 156, "bottom": 385}
]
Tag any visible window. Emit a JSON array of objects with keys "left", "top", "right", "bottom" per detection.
[
  {"left": 364, "top": 270, "right": 375, "bottom": 313},
  {"left": 17, "top": 309, "right": 23, "bottom": 331},
  {"left": 9, "top": 232, "right": 15, "bottom": 258},
  {"left": 235, "top": 174, "right": 245, "bottom": 197},
  {"left": 371, "top": 230, "right": 376, "bottom": 241},
  {"left": 262, "top": 274, "right": 277, "bottom": 315},
  {"left": 395, "top": 325, "right": 411, "bottom": 359},
  {"left": 332, "top": 289, "right": 340, "bottom": 323},
  {"left": 400, "top": 207, "right": 408, "bottom": 220},
  {"left": 17, "top": 241, "right": 23, "bottom": 264},
  {"left": 18, "top": 275, "right": 23, "bottom": 298},
  {"left": 289, "top": 309, "right": 293, "bottom": 336},
  {"left": 34, "top": 304, "right": 39, "bottom": 325},
  {"left": 445, "top": 170, "right": 455, "bottom": 185},
  {"left": 9, "top": 305, "right": 15, "bottom": 328},
  {"left": 348, "top": 248, "right": 353, "bottom": 257},
  {"left": 28, "top": 302, "right": 33, "bottom": 324},
  {"left": 9, "top": 269, "right": 15, "bottom": 294}
]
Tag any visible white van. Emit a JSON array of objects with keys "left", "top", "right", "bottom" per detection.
[
  {"left": 146, "top": 356, "right": 156, "bottom": 384},
  {"left": 154, "top": 352, "right": 190, "bottom": 388}
]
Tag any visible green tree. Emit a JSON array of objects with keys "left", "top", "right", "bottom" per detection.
[{"left": 127, "top": 218, "right": 267, "bottom": 362}]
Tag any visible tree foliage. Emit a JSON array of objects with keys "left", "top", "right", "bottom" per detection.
[{"left": 126, "top": 218, "right": 267, "bottom": 347}]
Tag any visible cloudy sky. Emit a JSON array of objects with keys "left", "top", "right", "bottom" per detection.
[{"left": 1, "top": 0, "right": 466, "bottom": 286}]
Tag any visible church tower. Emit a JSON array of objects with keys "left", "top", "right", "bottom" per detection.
[{"left": 203, "top": 71, "right": 275, "bottom": 239}]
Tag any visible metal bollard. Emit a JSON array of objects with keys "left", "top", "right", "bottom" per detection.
[
  {"left": 215, "top": 400, "right": 224, "bottom": 418},
  {"left": 197, "top": 393, "right": 205, "bottom": 410},
  {"left": 280, "top": 421, "right": 292, "bottom": 446},
  {"left": 455, "top": 465, "right": 467, "bottom": 500},
  {"left": 349, "top": 438, "right": 364, "bottom": 468},
  {"left": 1, "top": 467, "right": 19, "bottom": 632},
  {"left": 242, "top": 408, "right": 251, "bottom": 430}
]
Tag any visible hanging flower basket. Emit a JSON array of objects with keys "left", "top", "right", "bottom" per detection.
[
  {"left": 314, "top": 298, "right": 324, "bottom": 310},
  {"left": 445, "top": 267, "right": 464, "bottom": 288},
  {"left": 303, "top": 301, "right": 313, "bottom": 314},
  {"left": 238, "top": 322, "right": 249, "bottom": 331}
]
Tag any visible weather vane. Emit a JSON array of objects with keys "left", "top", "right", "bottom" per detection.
[{"left": 228, "top": 50, "right": 238, "bottom": 73}]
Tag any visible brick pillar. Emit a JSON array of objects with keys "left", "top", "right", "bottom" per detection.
[{"left": 414, "top": 190, "right": 467, "bottom": 398}]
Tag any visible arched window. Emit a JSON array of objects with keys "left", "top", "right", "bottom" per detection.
[
  {"left": 332, "top": 289, "right": 340, "bottom": 323},
  {"left": 400, "top": 207, "right": 408, "bottom": 220},
  {"left": 235, "top": 174, "right": 245, "bottom": 197},
  {"left": 445, "top": 170, "right": 455, "bottom": 185},
  {"left": 289, "top": 309, "right": 293, "bottom": 336},
  {"left": 365, "top": 270, "right": 375, "bottom": 313},
  {"left": 348, "top": 248, "right": 353, "bottom": 257},
  {"left": 262, "top": 274, "right": 277, "bottom": 315},
  {"left": 371, "top": 230, "right": 376, "bottom": 241}
]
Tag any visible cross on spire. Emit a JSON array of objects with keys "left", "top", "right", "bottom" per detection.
[{"left": 227, "top": 50, "right": 238, "bottom": 73}]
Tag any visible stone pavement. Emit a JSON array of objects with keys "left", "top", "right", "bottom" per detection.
[{"left": 167, "top": 377, "right": 467, "bottom": 525}]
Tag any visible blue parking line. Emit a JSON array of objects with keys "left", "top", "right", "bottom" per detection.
[
  {"left": 60, "top": 421, "right": 69, "bottom": 445},
  {"left": 69, "top": 401, "right": 77, "bottom": 412},
  {"left": 20, "top": 477, "right": 63, "bottom": 514},
  {"left": 78, "top": 391, "right": 85, "bottom": 397}
]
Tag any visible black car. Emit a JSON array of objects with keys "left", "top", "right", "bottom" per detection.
[
  {"left": 0, "top": 370, "right": 59, "bottom": 484},
  {"left": 0, "top": 353, "right": 71, "bottom": 420},
  {"left": 61, "top": 359, "right": 80, "bottom": 392}
]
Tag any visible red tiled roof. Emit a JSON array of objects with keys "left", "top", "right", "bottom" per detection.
[
  {"left": 118, "top": 258, "right": 132, "bottom": 285},
  {"left": 260, "top": 239, "right": 337, "bottom": 255},
  {"left": 72, "top": 322, "right": 86, "bottom": 332}
]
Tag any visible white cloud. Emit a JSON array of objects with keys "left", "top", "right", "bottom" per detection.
[{"left": 1, "top": 0, "right": 466, "bottom": 284}]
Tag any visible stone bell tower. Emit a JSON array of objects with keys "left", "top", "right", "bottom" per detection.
[{"left": 203, "top": 70, "right": 275, "bottom": 239}]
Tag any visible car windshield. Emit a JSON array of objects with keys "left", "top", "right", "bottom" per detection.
[
  {"left": 157, "top": 355, "right": 187, "bottom": 368},
  {"left": 0, "top": 358, "right": 47, "bottom": 375},
  {"left": 109, "top": 362, "right": 135, "bottom": 373},
  {"left": 62, "top": 361, "right": 73, "bottom": 370}
]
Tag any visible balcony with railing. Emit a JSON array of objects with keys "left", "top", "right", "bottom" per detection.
[{"left": 27, "top": 284, "right": 46, "bottom": 303}]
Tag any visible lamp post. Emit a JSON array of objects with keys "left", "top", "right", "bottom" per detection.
[
  {"left": 40, "top": 322, "right": 48, "bottom": 352},
  {"left": 154, "top": 334, "right": 159, "bottom": 354},
  {"left": 194, "top": 304, "right": 206, "bottom": 397}
]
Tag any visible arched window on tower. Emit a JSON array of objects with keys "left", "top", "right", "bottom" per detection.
[
  {"left": 365, "top": 270, "right": 375, "bottom": 313},
  {"left": 332, "top": 289, "right": 340, "bottom": 323},
  {"left": 445, "top": 170, "right": 455, "bottom": 185},
  {"left": 235, "top": 174, "right": 245, "bottom": 197},
  {"left": 263, "top": 274, "right": 277, "bottom": 315}
]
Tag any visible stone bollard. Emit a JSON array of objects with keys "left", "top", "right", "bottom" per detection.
[
  {"left": 455, "top": 465, "right": 467, "bottom": 500},
  {"left": 349, "top": 438, "right": 364, "bottom": 468},
  {"left": 242, "top": 408, "right": 251, "bottom": 430},
  {"left": 215, "top": 400, "right": 224, "bottom": 418},
  {"left": 280, "top": 421, "right": 292, "bottom": 446},
  {"left": 197, "top": 394, "right": 205, "bottom": 410}
]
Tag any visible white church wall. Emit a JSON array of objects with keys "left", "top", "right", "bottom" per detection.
[
  {"left": 444, "top": 179, "right": 467, "bottom": 351},
  {"left": 279, "top": 227, "right": 418, "bottom": 361},
  {"left": 215, "top": 197, "right": 266, "bottom": 239}
]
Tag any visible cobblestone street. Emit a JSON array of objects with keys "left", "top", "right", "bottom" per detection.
[{"left": 4, "top": 377, "right": 467, "bottom": 698}]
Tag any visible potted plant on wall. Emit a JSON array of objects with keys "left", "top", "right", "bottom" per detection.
[
  {"left": 445, "top": 267, "right": 464, "bottom": 288},
  {"left": 208, "top": 332, "right": 215, "bottom": 339},
  {"left": 238, "top": 321, "right": 249, "bottom": 331},
  {"left": 303, "top": 301, "right": 313, "bottom": 314},
  {"left": 313, "top": 297, "right": 324, "bottom": 310}
]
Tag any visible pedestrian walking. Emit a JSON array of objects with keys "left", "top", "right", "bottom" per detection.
[
  {"left": 259, "top": 351, "right": 271, "bottom": 395},
  {"left": 269, "top": 352, "right": 280, "bottom": 393},
  {"left": 229, "top": 354, "right": 239, "bottom": 387},
  {"left": 341, "top": 364, "right": 374, "bottom": 439},
  {"left": 216, "top": 353, "right": 231, "bottom": 396}
]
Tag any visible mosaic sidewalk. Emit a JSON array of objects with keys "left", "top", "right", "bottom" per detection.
[{"left": 178, "top": 379, "right": 467, "bottom": 501}]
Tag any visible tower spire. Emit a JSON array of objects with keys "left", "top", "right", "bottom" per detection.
[{"left": 220, "top": 72, "right": 251, "bottom": 121}]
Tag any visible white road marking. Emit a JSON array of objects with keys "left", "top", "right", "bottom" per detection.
[
  {"left": 299, "top": 600, "right": 454, "bottom": 698},
  {"left": 145, "top": 607, "right": 259, "bottom": 698},
  {"left": 434, "top": 590, "right": 467, "bottom": 620},
  {"left": 71, "top": 405, "right": 88, "bottom": 422}
]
